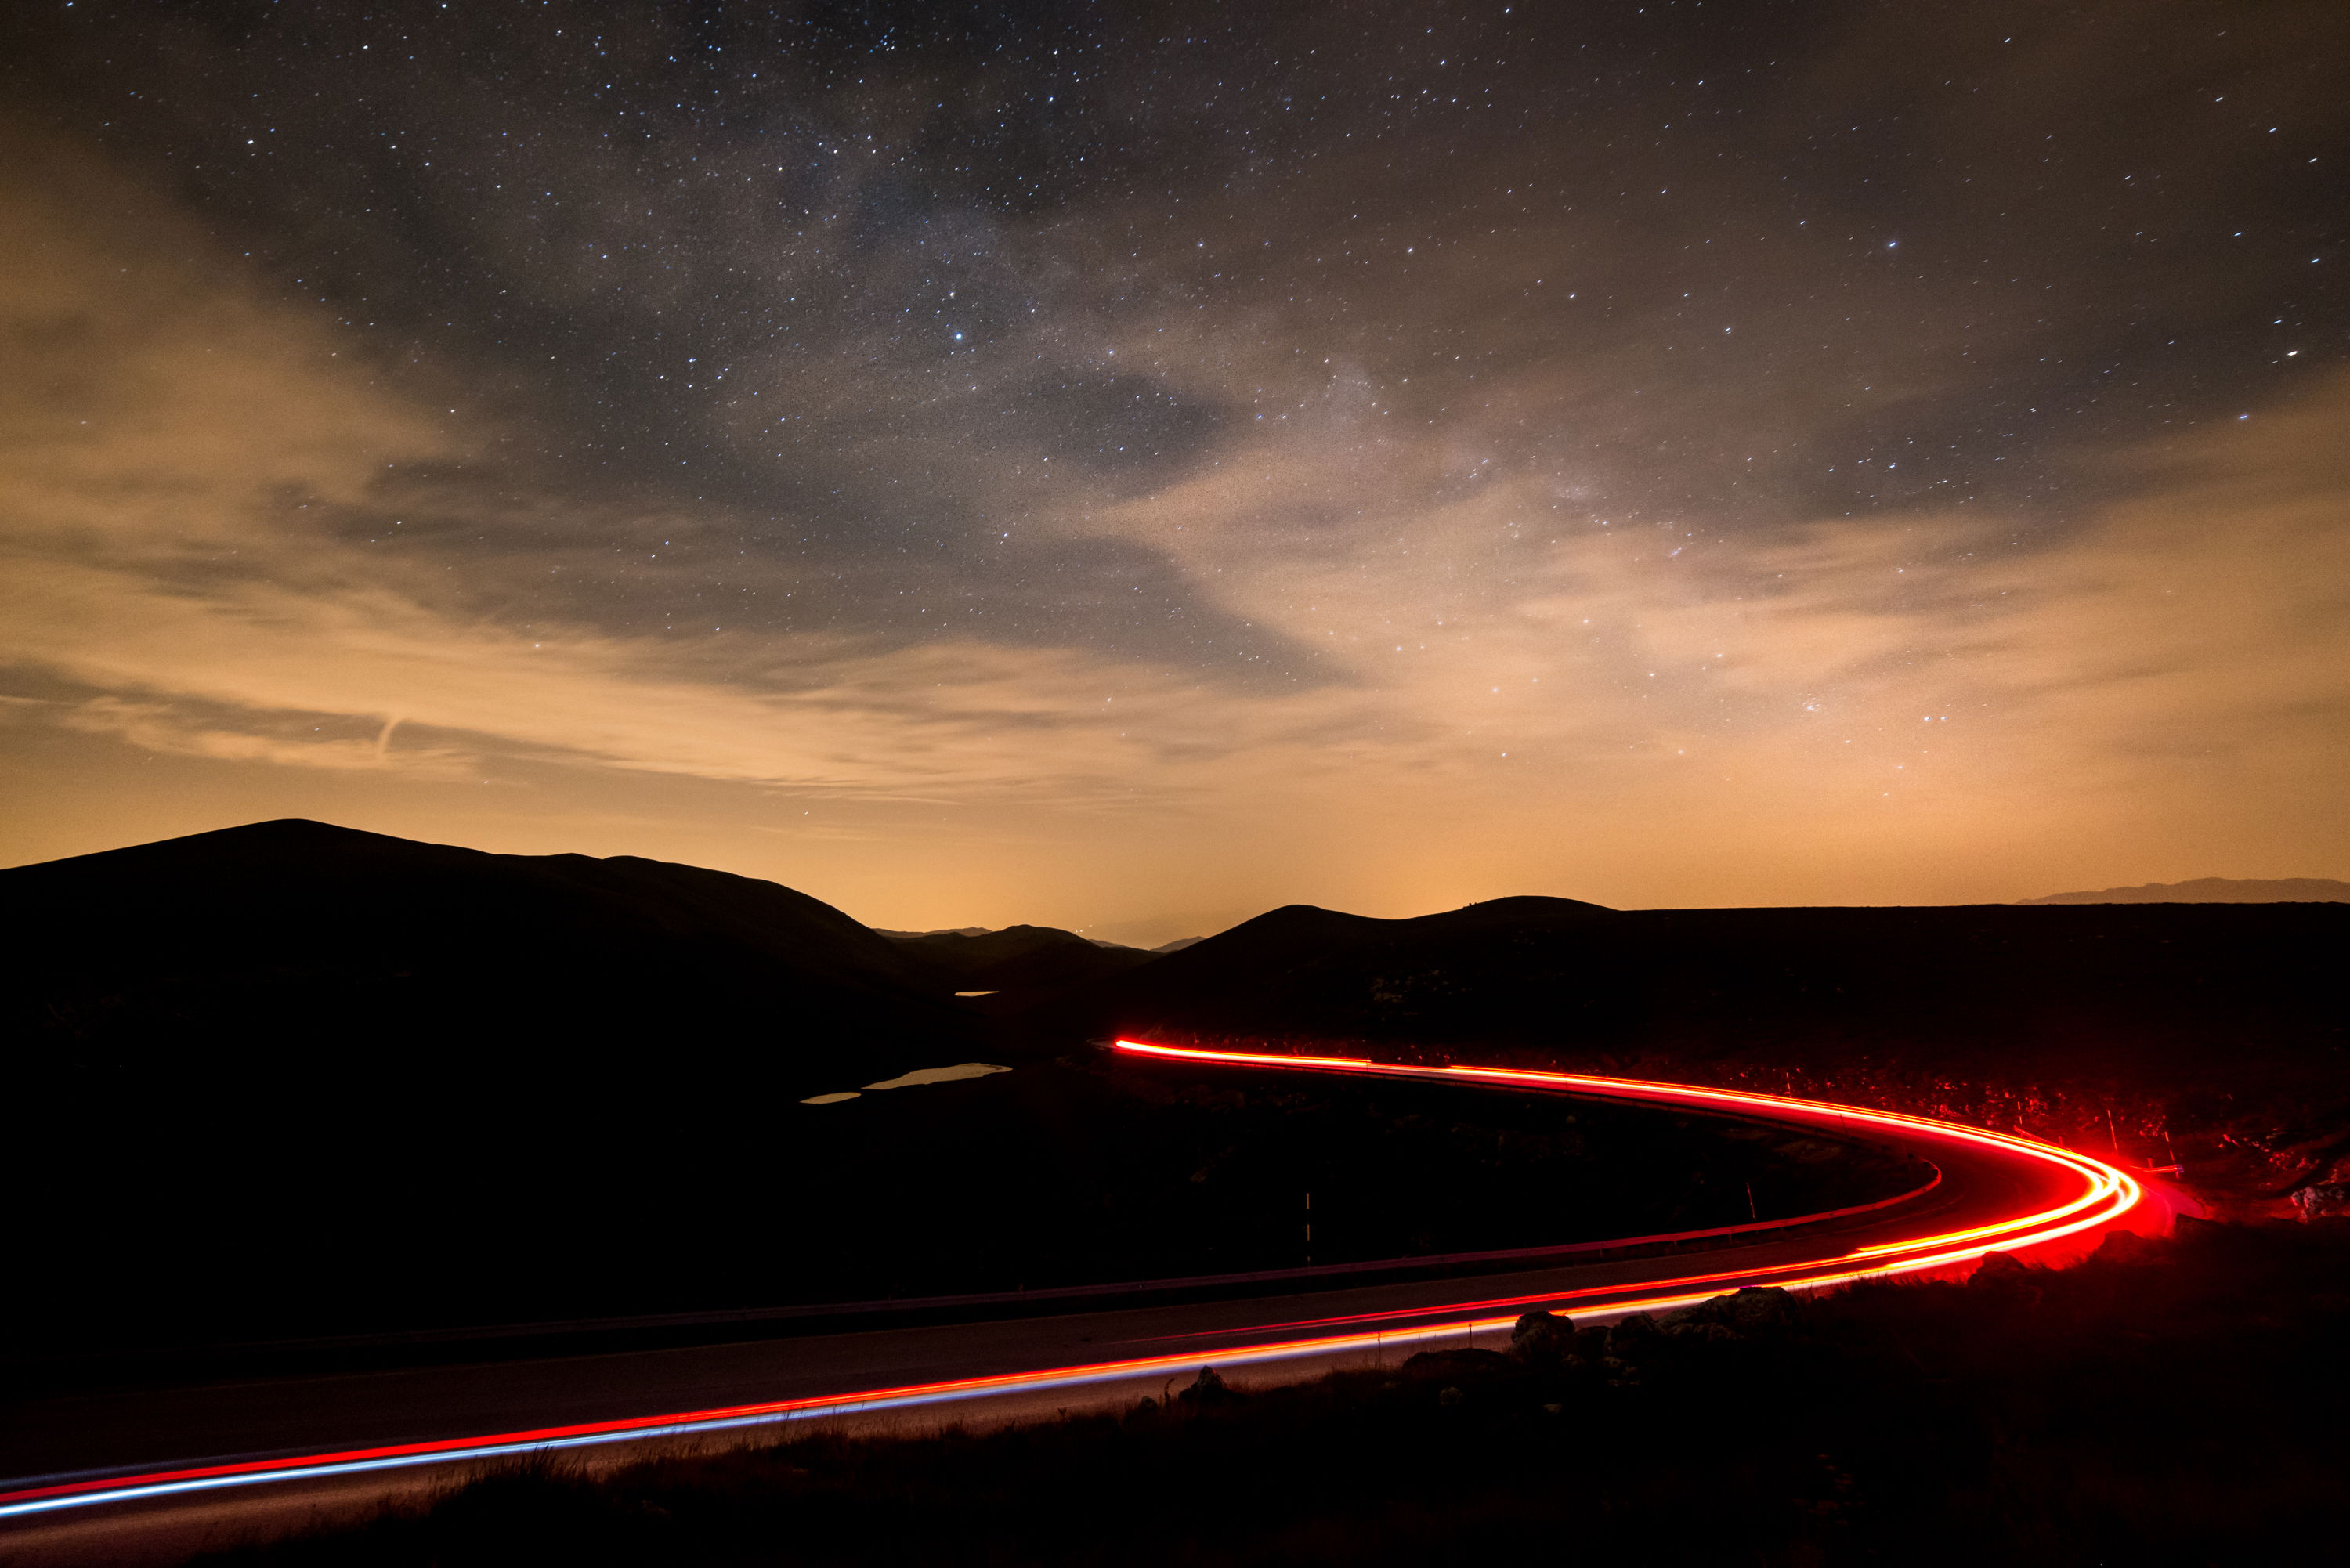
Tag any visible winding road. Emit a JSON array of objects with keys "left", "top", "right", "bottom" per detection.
[{"left": 0, "top": 1039, "right": 2157, "bottom": 1560}]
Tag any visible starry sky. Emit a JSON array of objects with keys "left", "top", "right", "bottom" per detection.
[{"left": 3, "top": 1, "right": 2345, "bottom": 938}]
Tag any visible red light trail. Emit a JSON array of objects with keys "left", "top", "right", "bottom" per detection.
[{"left": 0, "top": 1041, "right": 2148, "bottom": 1523}]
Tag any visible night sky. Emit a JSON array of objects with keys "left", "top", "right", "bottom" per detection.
[{"left": 3, "top": 2, "right": 2345, "bottom": 937}]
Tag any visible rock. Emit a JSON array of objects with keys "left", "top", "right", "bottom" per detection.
[
  {"left": 1607, "top": 1311, "right": 1661, "bottom": 1354},
  {"left": 1402, "top": 1347, "right": 1511, "bottom": 1378},
  {"left": 1969, "top": 1250, "right": 2034, "bottom": 1284},
  {"left": 2291, "top": 1180, "right": 2350, "bottom": 1219},
  {"left": 1656, "top": 1286, "right": 1801, "bottom": 1339},
  {"left": 1662, "top": 1318, "right": 1744, "bottom": 1344},
  {"left": 1968, "top": 1248, "right": 2045, "bottom": 1306},
  {"left": 1706, "top": 1286, "right": 1801, "bottom": 1340},
  {"left": 1177, "top": 1366, "right": 1245, "bottom": 1407},
  {"left": 2090, "top": 1228, "right": 2159, "bottom": 1263},
  {"left": 1510, "top": 1310, "right": 1574, "bottom": 1360}
]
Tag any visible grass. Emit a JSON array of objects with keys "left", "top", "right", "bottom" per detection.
[{"left": 194, "top": 1216, "right": 2350, "bottom": 1567}]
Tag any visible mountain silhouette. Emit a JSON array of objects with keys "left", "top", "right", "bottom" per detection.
[
  {"left": 1036, "top": 895, "right": 2345, "bottom": 1096},
  {"left": 5, "top": 818, "right": 1004, "bottom": 1089},
  {"left": 2, "top": 820, "right": 1039, "bottom": 1355},
  {"left": 884, "top": 923, "right": 1159, "bottom": 994},
  {"left": 2019, "top": 876, "right": 2350, "bottom": 904}
]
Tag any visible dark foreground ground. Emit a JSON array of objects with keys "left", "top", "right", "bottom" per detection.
[
  {"left": 191, "top": 1218, "right": 2349, "bottom": 1568},
  {"left": 3, "top": 1054, "right": 1923, "bottom": 1389}
]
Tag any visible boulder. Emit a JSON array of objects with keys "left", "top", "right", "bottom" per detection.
[
  {"left": 2290, "top": 1180, "right": 2350, "bottom": 1220},
  {"left": 2089, "top": 1228, "right": 2160, "bottom": 1263},
  {"left": 1659, "top": 1286, "right": 1802, "bottom": 1339},
  {"left": 1723, "top": 1287, "right": 1801, "bottom": 1339},
  {"left": 1969, "top": 1250, "right": 2034, "bottom": 1284},
  {"left": 1606, "top": 1312, "right": 1661, "bottom": 1355},
  {"left": 1177, "top": 1366, "right": 1245, "bottom": 1407},
  {"left": 1662, "top": 1318, "right": 1745, "bottom": 1345},
  {"left": 1510, "top": 1310, "right": 1574, "bottom": 1360},
  {"left": 1402, "top": 1347, "right": 1512, "bottom": 1378}
]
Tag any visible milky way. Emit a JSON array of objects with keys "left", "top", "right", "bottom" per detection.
[{"left": 3, "top": 2, "right": 2345, "bottom": 930}]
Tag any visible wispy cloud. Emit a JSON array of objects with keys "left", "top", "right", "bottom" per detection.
[
  {"left": 3, "top": 3, "right": 2345, "bottom": 917},
  {"left": 59, "top": 696, "right": 476, "bottom": 779}
]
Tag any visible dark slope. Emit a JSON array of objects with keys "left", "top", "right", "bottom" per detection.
[
  {"left": 2021, "top": 876, "right": 2350, "bottom": 904},
  {"left": 5, "top": 817, "right": 974, "bottom": 1082},
  {"left": 1043, "top": 897, "right": 2341, "bottom": 1069},
  {"left": 1027, "top": 894, "right": 1620, "bottom": 1046},
  {"left": 886, "top": 923, "right": 1160, "bottom": 995},
  {"left": 0, "top": 821, "right": 1033, "bottom": 1355},
  {"left": 185, "top": 1224, "right": 2350, "bottom": 1568},
  {"left": 2, "top": 818, "right": 1025, "bottom": 1105}
]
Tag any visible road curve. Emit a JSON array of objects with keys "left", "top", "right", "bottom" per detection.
[{"left": 0, "top": 1041, "right": 2149, "bottom": 1534}]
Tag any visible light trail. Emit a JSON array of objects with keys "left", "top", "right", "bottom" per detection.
[
  {"left": 1108, "top": 1041, "right": 2144, "bottom": 1328},
  {"left": 0, "top": 1040, "right": 2144, "bottom": 1523}
]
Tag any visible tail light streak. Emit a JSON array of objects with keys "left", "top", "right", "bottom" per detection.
[
  {"left": 0, "top": 1039, "right": 2143, "bottom": 1523},
  {"left": 1111, "top": 1042, "right": 2142, "bottom": 1325}
]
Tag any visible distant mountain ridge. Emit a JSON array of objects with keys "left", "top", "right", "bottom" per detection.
[
  {"left": 1023, "top": 892, "right": 2345, "bottom": 1110},
  {"left": 1079, "top": 908, "right": 1259, "bottom": 951},
  {"left": 2019, "top": 876, "right": 2350, "bottom": 905},
  {"left": 882, "top": 923, "right": 1159, "bottom": 993}
]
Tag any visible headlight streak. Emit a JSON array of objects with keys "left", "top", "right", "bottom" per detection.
[{"left": 0, "top": 1039, "right": 2142, "bottom": 1523}]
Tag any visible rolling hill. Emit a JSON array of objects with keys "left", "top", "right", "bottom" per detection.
[
  {"left": 4, "top": 817, "right": 1014, "bottom": 1093},
  {"left": 1025, "top": 894, "right": 2348, "bottom": 1201},
  {"left": 1, "top": 821, "right": 1041, "bottom": 1357},
  {"left": 883, "top": 923, "right": 1160, "bottom": 995}
]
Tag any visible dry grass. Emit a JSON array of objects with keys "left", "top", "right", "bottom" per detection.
[{"left": 196, "top": 1217, "right": 2350, "bottom": 1567}]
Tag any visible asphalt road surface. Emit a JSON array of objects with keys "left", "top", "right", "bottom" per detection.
[{"left": 0, "top": 1042, "right": 2158, "bottom": 1565}]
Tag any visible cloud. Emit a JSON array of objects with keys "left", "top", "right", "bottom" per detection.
[
  {"left": 2, "top": 5, "right": 2345, "bottom": 915},
  {"left": 5, "top": 138, "right": 2345, "bottom": 898},
  {"left": 0, "top": 132, "right": 465, "bottom": 545},
  {"left": 59, "top": 696, "right": 476, "bottom": 779}
]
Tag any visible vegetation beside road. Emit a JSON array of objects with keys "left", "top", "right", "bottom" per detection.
[{"left": 198, "top": 1218, "right": 2350, "bottom": 1567}]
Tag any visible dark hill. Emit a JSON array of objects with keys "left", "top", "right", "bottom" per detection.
[
  {"left": 884, "top": 923, "right": 1160, "bottom": 994},
  {"left": 1047, "top": 897, "right": 1606, "bottom": 1033},
  {"left": 3, "top": 818, "right": 1001, "bottom": 1091},
  {"left": 1031, "top": 898, "right": 2348, "bottom": 1191},
  {"left": 1043, "top": 897, "right": 2340, "bottom": 1072},
  {"left": 1027, "top": 894, "right": 1618, "bottom": 1043},
  {"left": 0, "top": 820, "right": 1036, "bottom": 1358}
]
